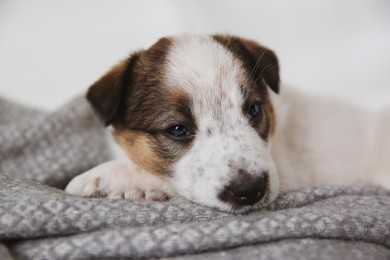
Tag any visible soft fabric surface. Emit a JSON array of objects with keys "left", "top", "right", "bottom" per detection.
[
  {"left": 0, "top": 97, "right": 389, "bottom": 259},
  {"left": 0, "top": 97, "right": 109, "bottom": 188}
]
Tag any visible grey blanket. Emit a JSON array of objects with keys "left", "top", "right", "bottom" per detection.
[{"left": 0, "top": 97, "right": 389, "bottom": 259}]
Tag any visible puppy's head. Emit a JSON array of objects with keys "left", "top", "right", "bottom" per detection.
[{"left": 87, "top": 34, "right": 280, "bottom": 212}]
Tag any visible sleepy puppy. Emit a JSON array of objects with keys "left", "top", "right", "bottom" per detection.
[{"left": 65, "top": 34, "right": 390, "bottom": 212}]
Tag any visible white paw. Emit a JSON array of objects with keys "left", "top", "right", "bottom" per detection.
[
  {"left": 65, "top": 172, "right": 105, "bottom": 197},
  {"left": 65, "top": 160, "right": 172, "bottom": 201},
  {"left": 123, "top": 188, "right": 169, "bottom": 201}
]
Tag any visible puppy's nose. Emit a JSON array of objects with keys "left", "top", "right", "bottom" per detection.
[{"left": 225, "top": 173, "right": 267, "bottom": 206}]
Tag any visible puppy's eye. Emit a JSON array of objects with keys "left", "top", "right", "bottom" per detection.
[
  {"left": 167, "top": 125, "right": 190, "bottom": 138},
  {"left": 248, "top": 103, "right": 261, "bottom": 118}
]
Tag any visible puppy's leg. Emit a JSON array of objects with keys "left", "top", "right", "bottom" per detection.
[{"left": 65, "top": 158, "right": 174, "bottom": 201}]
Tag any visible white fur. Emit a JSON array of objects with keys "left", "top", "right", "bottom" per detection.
[
  {"left": 271, "top": 87, "right": 390, "bottom": 191},
  {"left": 65, "top": 158, "right": 174, "bottom": 200},
  {"left": 165, "top": 35, "right": 278, "bottom": 211},
  {"left": 65, "top": 35, "right": 390, "bottom": 212}
]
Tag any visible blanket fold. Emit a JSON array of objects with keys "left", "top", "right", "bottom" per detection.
[
  {"left": 0, "top": 96, "right": 389, "bottom": 259},
  {"left": 0, "top": 96, "right": 110, "bottom": 188}
]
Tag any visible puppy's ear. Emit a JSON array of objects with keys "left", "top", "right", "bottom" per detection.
[
  {"left": 86, "top": 52, "right": 141, "bottom": 126},
  {"left": 213, "top": 35, "right": 280, "bottom": 94},
  {"left": 238, "top": 38, "right": 280, "bottom": 94}
]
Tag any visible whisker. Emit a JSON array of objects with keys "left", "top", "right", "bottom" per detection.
[
  {"left": 159, "top": 193, "right": 170, "bottom": 201},
  {"left": 249, "top": 50, "right": 267, "bottom": 82},
  {"left": 253, "top": 63, "right": 278, "bottom": 85},
  {"left": 259, "top": 63, "right": 278, "bottom": 77}
]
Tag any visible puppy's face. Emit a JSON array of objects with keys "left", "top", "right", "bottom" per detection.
[{"left": 88, "top": 34, "right": 280, "bottom": 212}]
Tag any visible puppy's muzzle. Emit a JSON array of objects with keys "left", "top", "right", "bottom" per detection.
[{"left": 219, "top": 170, "right": 268, "bottom": 207}]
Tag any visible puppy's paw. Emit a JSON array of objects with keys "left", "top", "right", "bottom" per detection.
[
  {"left": 123, "top": 188, "right": 169, "bottom": 201},
  {"left": 65, "top": 159, "right": 172, "bottom": 201},
  {"left": 65, "top": 172, "right": 105, "bottom": 197}
]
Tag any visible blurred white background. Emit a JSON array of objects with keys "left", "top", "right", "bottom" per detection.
[{"left": 1, "top": 0, "right": 389, "bottom": 110}]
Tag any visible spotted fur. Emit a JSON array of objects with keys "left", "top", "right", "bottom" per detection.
[{"left": 66, "top": 34, "right": 390, "bottom": 212}]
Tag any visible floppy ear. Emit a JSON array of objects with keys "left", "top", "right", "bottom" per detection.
[
  {"left": 213, "top": 35, "right": 280, "bottom": 94},
  {"left": 238, "top": 38, "right": 280, "bottom": 93},
  {"left": 86, "top": 52, "right": 141, "bottom": 126}
]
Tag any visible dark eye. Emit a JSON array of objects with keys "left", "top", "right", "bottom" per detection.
[
  {"left": 248, "top": 103, "right": 261, "bottom": 118},
  {"left": 167, "top": 125, "right": 190, "bottom": 138}
]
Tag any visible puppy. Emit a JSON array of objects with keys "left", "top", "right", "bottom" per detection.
[{"left": 65, "top": 34, "right": 390, "bottom": 212}]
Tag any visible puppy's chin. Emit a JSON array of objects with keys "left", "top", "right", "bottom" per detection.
[{"left": 187, "top": 193, "right": 276, "bottom": 214}]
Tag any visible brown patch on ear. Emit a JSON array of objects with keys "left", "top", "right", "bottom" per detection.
[
  {"left": 87, "top": 37, "right": 173, "bottom": 127},
  {"left": 114, "top": 129, "right": 172, "bottom": 176},
  {"left": 86, "top": 51, "right": 142, "bottom": 126},
  {"left": 213, "top": 35, "right": 280, "bottom": 94}
]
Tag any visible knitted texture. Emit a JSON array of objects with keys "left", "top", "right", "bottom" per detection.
[
  {"left": 0, "top": 96, "right": 110, "bottom": 188},
  {"left": 0, "top": 97, "right": 389, "bottom": 259}
]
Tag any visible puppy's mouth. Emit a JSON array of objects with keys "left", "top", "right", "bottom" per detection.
[{"left": 216, "top": 192, "right": 271, "bottom": 214}]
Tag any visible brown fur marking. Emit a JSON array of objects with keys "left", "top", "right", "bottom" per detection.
[
  {"left": 212, "top": 35, "right": 279, "bottom": 140},
  {"left": 88, "top": 35, "right": 279, "bottom": 177},
  {"left": 114, "top": 129, "right": 171, "bottom": 175}
]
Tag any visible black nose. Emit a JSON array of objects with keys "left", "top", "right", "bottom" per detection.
[{"left": 220, "top": 173, "right": 267, "bottom": 206}]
